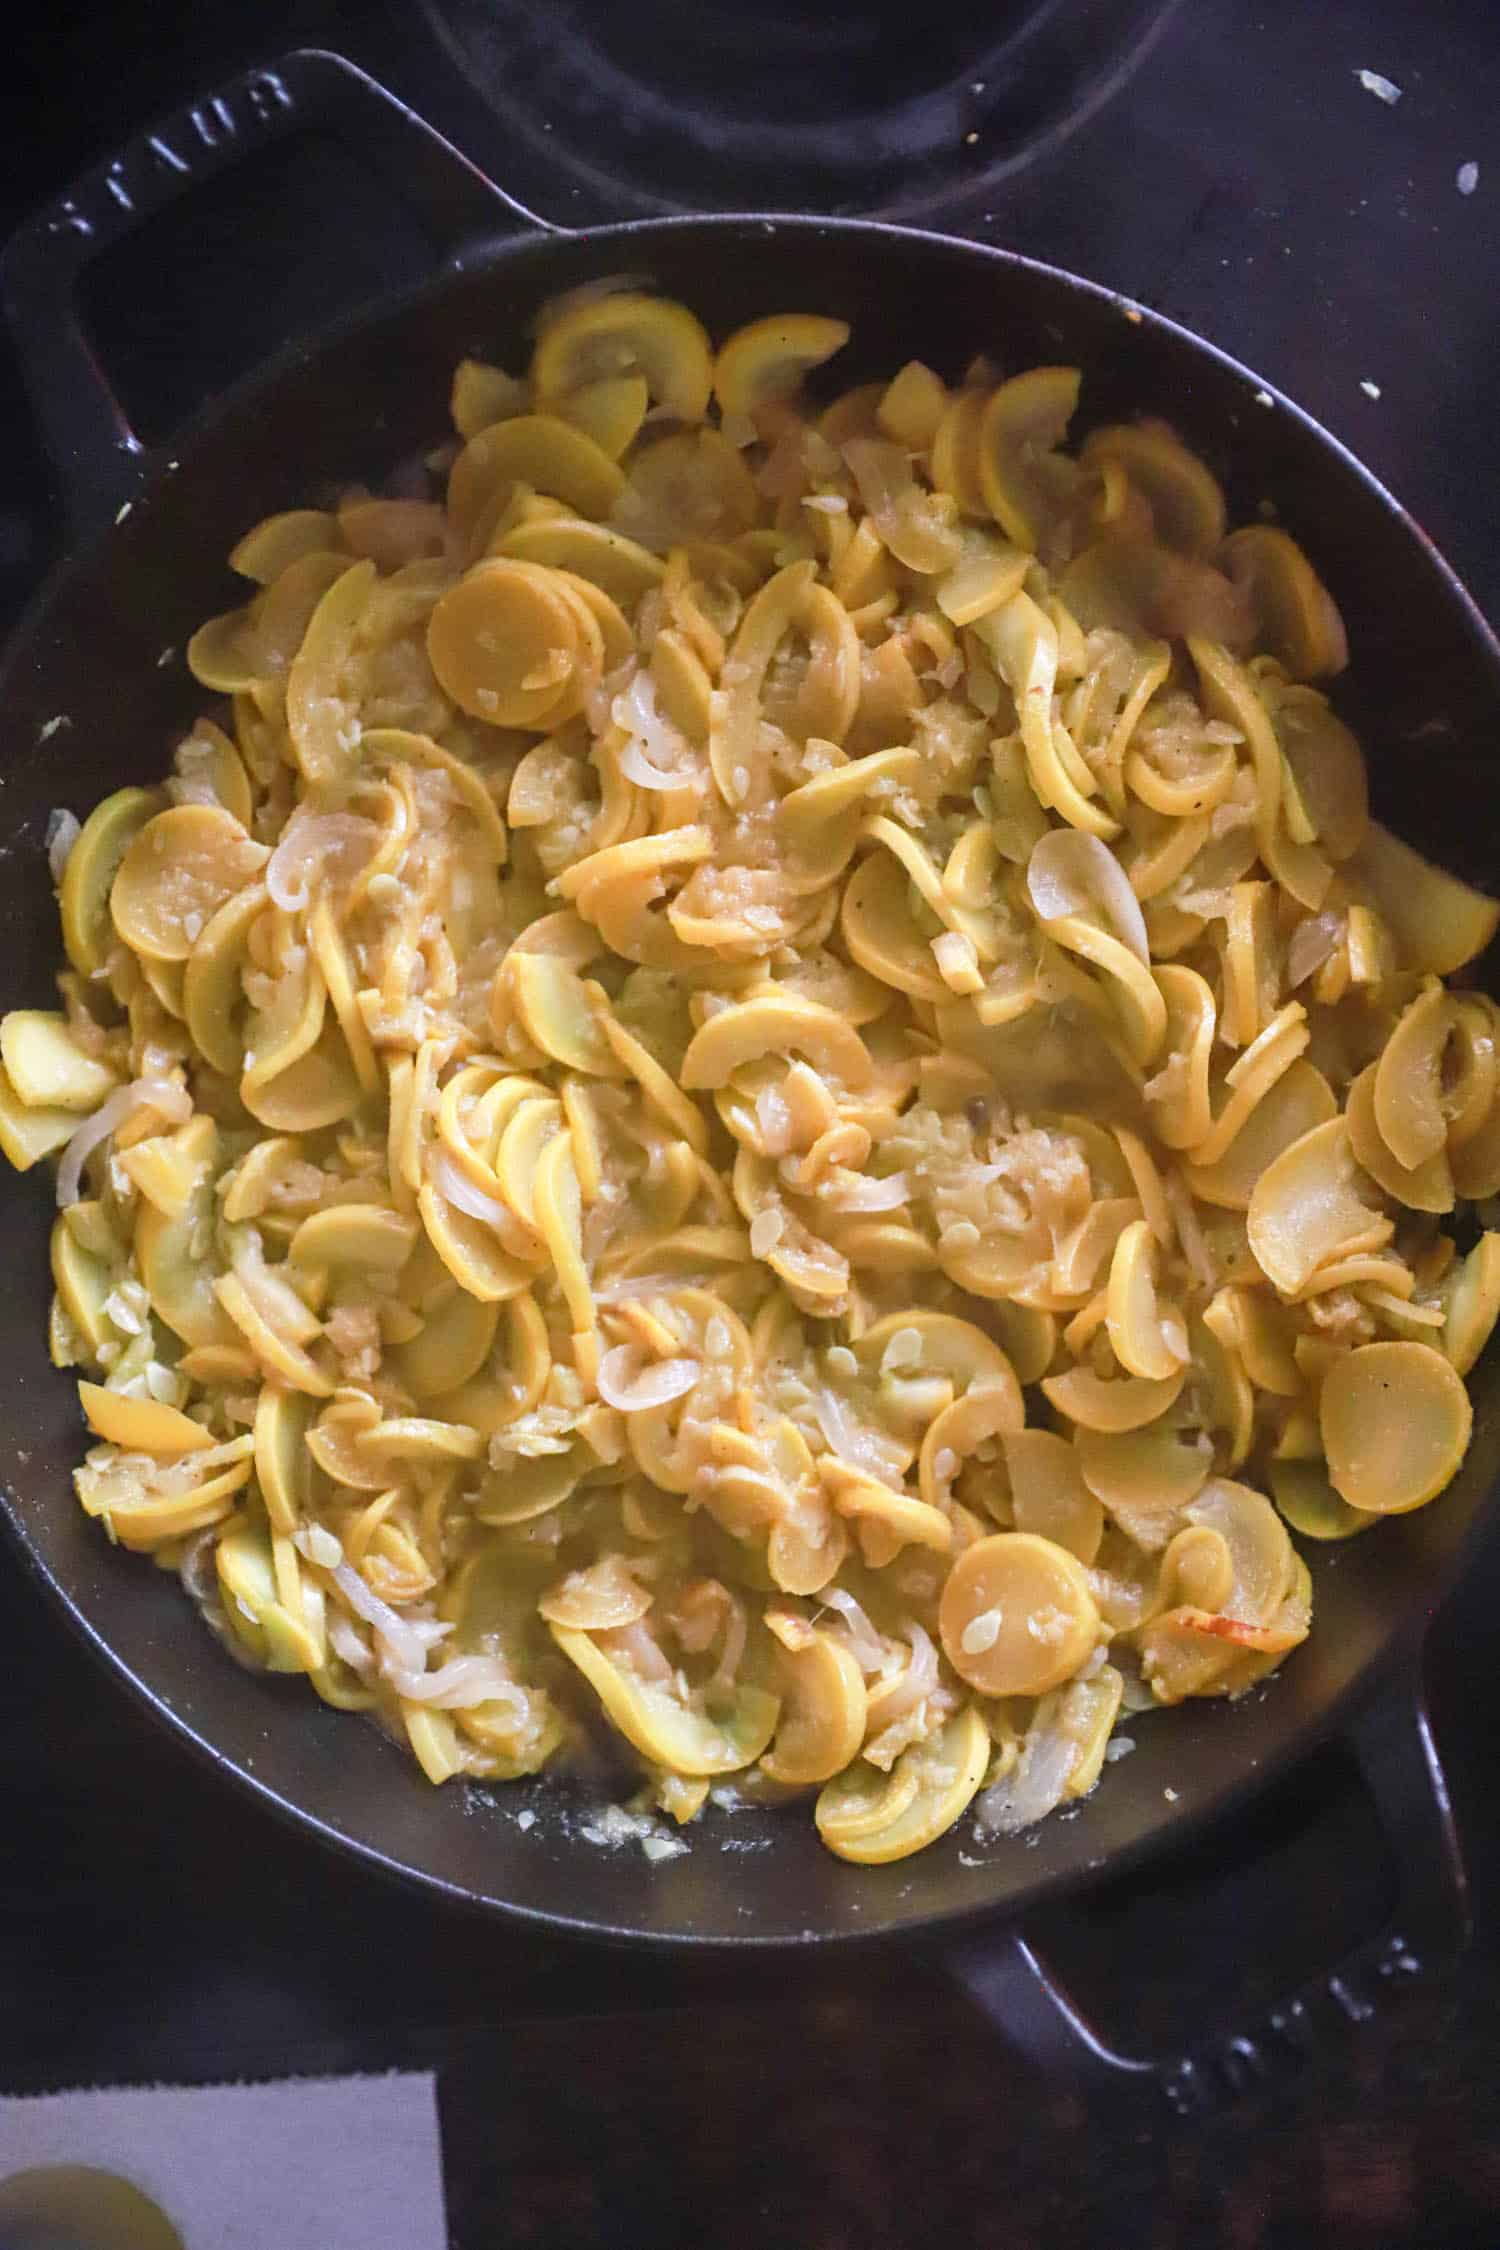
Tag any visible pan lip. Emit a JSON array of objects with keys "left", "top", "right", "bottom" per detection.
[{"left": 1, "top": 207, "right": 1498, "bottom": 1951}]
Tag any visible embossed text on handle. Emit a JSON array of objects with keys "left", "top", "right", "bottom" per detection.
[
  {"left": 1160, "top": 1930, "right": 1424, "bottom": 2117},
  {"left": 43, "top": 68, "right": 296, "bottom": 245}
]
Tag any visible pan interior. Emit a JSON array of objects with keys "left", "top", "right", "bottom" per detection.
[{"left": 3, "top": 219, "right": 1497, "bottom": 1945}]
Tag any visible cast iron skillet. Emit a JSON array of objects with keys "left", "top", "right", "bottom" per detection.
[{"left": 1, "top": 48, "right": 1495, "bottom": 2102}]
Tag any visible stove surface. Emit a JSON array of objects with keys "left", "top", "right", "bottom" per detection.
[
  {"left": 3, "top": 3, "right": 1500, "bottom": 2245},
  {"left": 415, "top": 0, "right": 1180, "bottom": 219}
]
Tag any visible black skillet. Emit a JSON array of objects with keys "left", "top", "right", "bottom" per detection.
[{"left": 1, "top": 48, "right": 1493, "bottom": 2113}]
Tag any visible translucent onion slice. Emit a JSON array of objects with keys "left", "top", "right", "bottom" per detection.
[
  {"left": 1320, "top": 1340, "right": 1472, "bottom": 1514},
  {"left": 46, "top": 808, "right": 81, "bottom": 883},
  {"left": 385, "top": 1655, "right": 525, "bottom": 1710},
  {"left": 1027, "top": 828, "right": 1149, "bottom": 965},
  {"left": 975, "top": 1692, "right": 1080, "bottom": 1834},
  {"left": 1286, "top": 909, "right": 1343, "bottom": 989},
  {"left": 819, "top": 1587, "right": 890, "bottom": 1674},
  {"left": 538, "top": 1554, "right": 654, "bottom": 1631},
  {"left": 863, "top": 1621, "right": 940, "bottom": 1732},
  {"left": 613, "top": 665, "right": 695, "bottom": 788},
  {"left": 620, "top": 740, "right": 692, "bottom": 790},
  {"left": 596, "top": 1345, "right": 699, "bottom": 1413},
  {"left": 975, "top": 1667, "right": 1124, "bottom": 1834},
  {"left": 57, "top": 1078, "right": 191, "bottom": 1208},
  {"left": 1061, "top": 534, "right": 1249, "bottom": 646},
  {"left": 429, "top": 1147, "right": 513, "bottom": 1234},
  {"left": 332, "top": 1561, "right": 451, "bottom": 1678},
  {"left": 265, "top": 806, "right": 377, "bottom": 914}
]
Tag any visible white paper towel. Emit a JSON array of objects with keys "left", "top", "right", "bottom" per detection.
[{"left": 0, "top": 2072, "right": 446, "bottom": 2249}]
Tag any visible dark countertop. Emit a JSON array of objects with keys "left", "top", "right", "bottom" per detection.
[{"left": 3, "top": 2, "right": 1500, "bottom": 2244}]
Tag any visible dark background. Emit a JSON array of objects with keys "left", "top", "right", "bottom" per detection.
[{"left": 3, "top": 4, "right": 1500, "bottom": 2244}]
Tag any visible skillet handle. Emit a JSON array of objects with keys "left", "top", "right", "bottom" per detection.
[
  {"left": 946, "top": 1660, "right": 1469, "bottom": 2116},
  {"left": 0, "top": 47, "right": 549, "bottom": 533}
]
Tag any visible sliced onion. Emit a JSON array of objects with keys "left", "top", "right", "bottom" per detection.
[
  {"left": 811, "top": 1386, "right": 908, "bottom": 1486},
  {"left": 819, "top": 1587, "right": 889, "bottom": 1673},
  {"left": 327, "top": 1612, "right": 374, "bottom": 1676},
  {"left": 1028, "top": 829, "right": 1150, "bottom": 965},
  {"left": 612, "top": 667, "right": 693, "bottom": 789},
  {"left": 748, "top": 1207, "right": 785, "bottom": 1257},
  {"left": 872, "top": 1620, "right": 940, "bottom": 1724},
  {"left": 611, "top": 665, "right": 666, "bottom": 747},
  {"left": 266, "top": 806, "right": 379, "bottom": 913},
  {"left": 821, "top": 1169, "right": 910, "bottom": 1214},
  {"left": 266, "top": 868, "right": 309, "bottom": 913},
  {"left": 58, "top": 1077, "right": 191, "bottom": 1207},
  {"left": 382, "top": 1654, "right": 525, "bottom": 1710},
  {"left": 205, "top": 1604, "right": 273, "bottom": 1673},
  {"left": 230, "top": 1226, "right": 319, "bottom": 1342},
  {"left": 602, "top": 1618, "right": 676, "bottom": 1684},
  {"left": 620, "top": 739, "right": 693, "bottom": 790},
  {"left": 754, "top": 1084, "right": 794, "bottom": 1155},
  {"left": 430, "top": 1146, "right": 509, "bottom": 1230},
  {"left": 168, "top": 776, "right": 223, "bottom": 812},
  {"left": 178, "top": 1526, "right": 222, "bottom": 1608},
  {"left": 293, "top": 1521, "right": 343, "bottom": 1569},
  {"left": 46, "top": 808, "right": 81, "bottom": 883},
  {"left": 332, "top": 1561, "right": 450, "bottom": 1677},
  {"left": 169, "top": 737, "right": 227, "bottom": 810},
  {"left": 596, "top": 1345, "right": 699, "bottom": 1413},
  {"left": 976, "top": 1696, "right": 1079, "bottom": 1834},
  {"left": 1166, "top": 1172, "right": 1217, "bottom": 1290},
  {"left": 1119, "top": 1668, "right": 1156, "bottom": 1713},
  {"left": 1286, "top": 909, "right": 1343, "bottom": 988}
]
